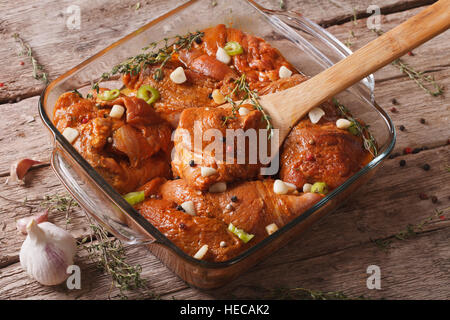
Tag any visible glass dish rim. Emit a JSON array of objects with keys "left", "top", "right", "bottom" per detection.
[{"left": 38, "top": 0, "right": 396, "bottom": 269}]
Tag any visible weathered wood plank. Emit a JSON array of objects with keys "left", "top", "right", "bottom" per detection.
[
  {"left": 0, "top": 0, "right": 438, "bottom": 102},
  {"left": 0, "top": 145, "right": 448, "bottom": 299},
  {"left": 327, "top": 7, "right": 450, "bottom": 82},
  {"left": 162, "top": 226, "right": 450, "bottom": 300},
  {"left": 1, "top": 220, "right": 448, "bottom": 300}
]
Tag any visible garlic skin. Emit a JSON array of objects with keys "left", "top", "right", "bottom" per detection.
[
  {"left": 16, "top": 209, "right": 49, "bottom": 235},
  {"left": 20, "top": 220, "right": 77, "bottom": 286}
]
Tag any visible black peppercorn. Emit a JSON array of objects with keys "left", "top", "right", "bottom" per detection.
[
  {"left": 399, "top": 125, "right": 405, "bottom": 131},
  {"left": 420, "top": 118, "right": 426, "bottom": 124},
  {"left": 422, "top": 163, "right": 430, "bottom": 171},
  {"left": 399, "top": 159, "right": 406, "bottom": 167},
  {"left": 431, "top": 196, "right": 438, "bottom": 203},
  {"left": 412, "top": 148, "right": 421, "bottom": 154},
  {"left": 391, "top": 98, "right": 399, "bottom": 105},
  {"left": 231, "top": 195, "right": 238, "bottom": 202},
  {"left": 189, "top": 160, "right": 196, "bottom": 167},
  {"left": 419, "top": 193, "right": 429, "bottom": 200},
  {"left": 176, "top": 205, "right": 185, "bottom": 212},
  {"left": 195, "top": 37, "right": 202, "bottom": 44}
]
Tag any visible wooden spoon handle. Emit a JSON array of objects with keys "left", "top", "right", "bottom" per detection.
[{"left": 265, "top": 0, "right": 450, "bottom": 129}]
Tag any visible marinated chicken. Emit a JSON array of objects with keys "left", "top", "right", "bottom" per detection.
[
  {"left": 136, "top": 178, "right": 323, "bottom": 261},
  {"left": 53, "top": 24, "right": 374, "bottom": 262}
]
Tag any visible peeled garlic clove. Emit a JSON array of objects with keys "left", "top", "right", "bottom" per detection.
[
  {"left": 273, "top": 179, "right": 289, "bottom": 195},
  {"left": 308, "top": 107, "right": 325, "bottom": 124},
  {"left": 16, "top": 209, "right": 49, "bottom": 235},
  {"left": 20, "top": 220, "right": 77, "bottom": 286}
]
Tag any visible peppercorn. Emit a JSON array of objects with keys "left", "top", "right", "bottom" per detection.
[
  {"left": 390, "top": 107, "right": 398, "bottom": 113},
  {"left": 179, "top": 223, "right": 186, "bottom": 230},
  {"left": 176, "top": 205, "right": 185, "bottom": 212},
  {"left": 431, "top": 196, "right": 438, "bottom": 204},
  {"left": 195, "top": 37, "right": 202, "bottom": 44},
  {"left": 189, "top": 160, "right": 196, "bottom": 167},
  {"left": 399, "top": 159, "right": 406, "bottom": 167},
  {"left": 208, "top": 93, "right": 213, "bottom": 99},
  {"left": 391, "top": 98, "right": 399, "bottom": 105},
  {"left": 399, "top": 125, "right": 405, "bottom": 131},
  {"left": 420, "top": 118, "right": 426, "bottom": 124},
  {"left": 419, "top": 193, "right": 428, "bottom": 200},
  {"left": 422, "top": 163, "right": 430, "bottom": 171},
  {"left": 231, "top": 195, "right": 238, "bottom": 202},
  {"left": 389, "top": 152, "right": 400, "bottom": 159},
  {"left": 412, "top": 148, "right": 421, "bottom": 154}
]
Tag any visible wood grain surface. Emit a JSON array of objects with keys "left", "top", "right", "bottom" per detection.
[{"left": 0, "top": 0, "right": 448, "bottom": 300}]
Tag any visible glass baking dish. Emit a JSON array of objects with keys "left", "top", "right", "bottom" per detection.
[{"left": 38, "top": 0, "right": 395, "bottom": 289}]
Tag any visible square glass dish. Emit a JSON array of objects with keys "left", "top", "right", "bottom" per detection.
[{"left": 38, "top": 0, "right": 395, "bottom": 289}]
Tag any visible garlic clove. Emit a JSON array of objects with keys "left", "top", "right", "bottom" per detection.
[
  {"left": 16, "top": 209, "right": 49, "bottom": 235},
  {"left": 20, "top": 220, "right": 77, "bottom": 286},
  {"left": 308, "top": 107, "right": 325, "bottom": 124}
]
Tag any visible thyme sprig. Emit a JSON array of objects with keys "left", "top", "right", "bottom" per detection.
[
  {"left": 371, "top": 29, "right": 443, "bottom": 97},
  {"left": 12, "top": 33, "right": 49, "bottom": 85},
  {"left": 92, "top": 31, "right": 204, "bottom": 92},
  {"left": 223, "top": 74, "right": 274, "bottom": 138},
  {"left": 40, "top": 193, "right": 79, "bottom": 226},
  {"left": 372, "top": 206, "right": 449, "bottom": 251},
  {"left": 80, "top": 217, "right": 147, "bottom": 299},
  {"left": 333, "top": 98, "right": 378, "bottom": 157}
]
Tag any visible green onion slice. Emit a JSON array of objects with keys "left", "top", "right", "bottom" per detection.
[
  {"left": 311, "top": 182, "right": 329, "bottom": 195},
  {"left": 224, "top": 41, "right": 243, "bottom": 56},
  {"left": 136, "top": 85, "right": 160, "bottom": 105},
  {"left": 228, "top": 223, "right": 254, "bottom": 243},
  {"left": 124, "top": 191, "right": 145, "bottom": 205},
  {"left": 98, "top": 89, "right": 120, "bottom": 101}
]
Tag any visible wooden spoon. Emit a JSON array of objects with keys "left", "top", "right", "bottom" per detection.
[{"left": 250, "top": 0, "right": 450, "bottom": 148}]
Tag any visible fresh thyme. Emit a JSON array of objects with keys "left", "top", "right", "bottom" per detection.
[
  {"left": 80, "top": 216, "right": 147, "bottom": 299},
  {"left": 371, "top": 29, "right": 443, "bottom": 97},
  {"left": 12, "top": 33, "right": 49, "bottom": 85},
  {"left": 92, "top": 31, "right": 204, "bottom": 92},
  {"left": 395, "top": 206, "right": 449, "bottom": 240},
  {"left": 223, "top": 74, "right": 274, "bottom": 138},
  {"left": 40, "top": 193, "right": 79, "bottom": 226},
  {"left": 333, "top": 98, "right": 378, "bottom": 157},
  {"left": 372, "top": 206, "right": 449, "bottom": 251}
]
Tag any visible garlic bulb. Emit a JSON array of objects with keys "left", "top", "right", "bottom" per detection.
[{"left": 20, "top": 220, "right": 77, "bottom": 286}]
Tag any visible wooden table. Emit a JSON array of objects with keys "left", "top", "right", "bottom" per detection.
[{"left": 0, "top": 0, "right": 449, "bottom": 300}]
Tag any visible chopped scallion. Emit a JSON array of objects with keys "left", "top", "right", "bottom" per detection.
[
  {"left": 136, "top": 85, "right": 160, "bottom": 104},
  {"left": 224, "top": 41, "right": 243, "bottom": 56},
  {"left": 98, "top": 89, "right": 120, "bottom": 101},
  {"left": 228, "top": 223, "right": 254, "bottom": 243},
  {"left": 124, "top": 191, "right": 145, "bottom": 205},
  {"left": 311, "top": 182, "right": 328, "bottom": 195}
]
